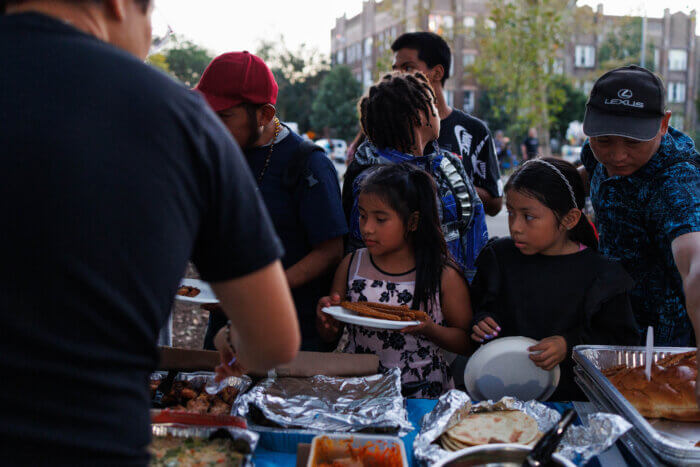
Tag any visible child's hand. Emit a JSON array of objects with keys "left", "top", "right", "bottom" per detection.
[
  {"left": 528, "top": 336, "right": 567, "bottom": 371},
  {"left": 471, "top": 317, "right": 501, "bottom": 343},
  {"left": 400, "top": 313, "right": 436, "bottom": 337},
  {"left": 316, "top": 294, "right": 342, "bottom": 340}
]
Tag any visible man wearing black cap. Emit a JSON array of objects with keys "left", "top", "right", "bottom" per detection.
[{"left": 580, "top": 65, "right": 700, "bottom": 385}]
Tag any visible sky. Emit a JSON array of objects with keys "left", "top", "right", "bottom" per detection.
[{"left": 152, "top": 0, "right": 699, "bottom": 57}]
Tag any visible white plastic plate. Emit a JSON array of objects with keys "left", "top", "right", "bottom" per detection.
[
  {"left": 174, "top": 278, "right": 219, "bottom": 304},
  {"left": 322, "top": 306, "right": 419, "bottom": 330},
  {"left": 465, "top": 336, "right": 560, "bottom": 401}
]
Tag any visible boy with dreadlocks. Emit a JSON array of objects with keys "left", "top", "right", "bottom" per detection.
[{"left": 346, "top": 71, "right": 488, "bottom": 282}]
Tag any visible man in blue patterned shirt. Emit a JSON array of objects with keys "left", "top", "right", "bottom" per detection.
[
  {"left": 579, "top": 66, "right": 700, "bottom": 359},
  {"left": 581, "top": 66, "right": 700, "bottom": 376}
]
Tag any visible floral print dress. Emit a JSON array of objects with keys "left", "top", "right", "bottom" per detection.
[{"left": 343, "top": 249, "right": 454, "bottom": 398}]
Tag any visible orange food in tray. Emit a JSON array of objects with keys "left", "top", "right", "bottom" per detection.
[{"left": 177, "top": 285, "right": 201, "bottom": 297}]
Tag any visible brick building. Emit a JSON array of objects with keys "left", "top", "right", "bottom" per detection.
[{"left": 330, "top": 1, "right": 699, "bottom": 132}]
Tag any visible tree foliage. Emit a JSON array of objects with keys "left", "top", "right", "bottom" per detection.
[
  {"left": 598, "top": 17, "right": 655, "bottom": 72},
  {"left": 473, "top": 0, "right": 571, "bottom": 156},
  {"left": 549, "top": 76, "right": 587, "bottom": 141},
  {"left": 255, "top": 37, "right": 329, "bottom": 133},
  {"left": 163, "top": 37, "right": 213, "bottom": 87},
  {"left": 310, "top": 66, "right": 363, "bottom": 141}
]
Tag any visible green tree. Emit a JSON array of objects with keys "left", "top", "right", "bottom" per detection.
[
  {"left": 549, "top": 76, "right": 587, "bottom": 142},
  {"left": 598, "top": 17, "right": 655, "bottom": 72},
  {"left": 164, "top": 37, "right": 213, "bottom": 87},
  {"left": 310, "top": 66, "right": 363, "bottom": 141},
  {"left": 147, "top": 53, "right": 170, "bottom": 74},
  {"left": 255, "top": 37, "right": 329, "bottom": 133},
  {"left": 473, "top": 0, "right": 571, "bottom": 156}
]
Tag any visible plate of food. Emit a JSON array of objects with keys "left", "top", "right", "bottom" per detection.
[
  {"left": 322, "top": 301, "right": 423, "bottom": 330},
  {"left": 438, "top": 409, "right": 544, "bottom": 451},
  {"left": 175, "top": 278, "right": 219, "bottom": 304},
  {"left": 465, "top": 336, "right": 560, "bottom": 402}
]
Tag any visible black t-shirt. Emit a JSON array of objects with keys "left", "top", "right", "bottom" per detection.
[
  {"left": 432, "top": 109, "right": 503, "bottom": 198},
  {"left": 470, "top": 238, "right": 639, "bottom": 400},
  {"left": 244, "top": 129, "right": 347, "bottom": 350},
  {"left": 0, "top": 13, "right": 282, "bottom": 464},
  {"left": 522, "top": 137, "right": 540, "bottom": 159}
]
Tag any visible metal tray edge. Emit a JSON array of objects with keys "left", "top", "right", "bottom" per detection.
[{"left": 572, "top": 346, "right": 700, "bottom": 462}]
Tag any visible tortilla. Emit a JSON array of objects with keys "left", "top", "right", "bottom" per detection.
[{"left": 447, "top": 410, "right": 539, "bottom": 446}]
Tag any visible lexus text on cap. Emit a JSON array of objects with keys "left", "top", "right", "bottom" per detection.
[
  {"left": 194, "top": 51, "right": 278, "bottom": 112},
  {"left": 583, "top": 65, "right": 666, "bottom": 141}
]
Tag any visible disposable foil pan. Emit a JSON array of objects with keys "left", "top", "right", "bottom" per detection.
[
  {"left": 233, "top": 368, "right": 412, "bottom": 436},
  {"left": 151, "top": 424, "right": 258, "bottom": 466},
  {"left": 150, "top": 371, "right": 252, "bottom": 414},
  {"left": 413, "top": 390, "right": 631, "bottom": 466},
  {"left": 573, "top": 366, "right": 663, "bottom": 466},
  {"left": 573, "top": 344, "right": 700, "bottom": 465}
]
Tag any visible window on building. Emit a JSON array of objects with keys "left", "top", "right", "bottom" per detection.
[
  {"left": 463, "top": 53, "right": 476, "bottom": 67},
  {"left": 463, "top": 16, "right": 476, "bottom": 28},
  {"left": 575, "top": 45, "right": 595, "bottom": 68},
  {"left": 668, "top": 49, "right": 687, "bottom": 71},
  {"left": 463, "top": 90, "right": 475, "bottom": 114},
  {"left": 429, "top": 14, "right": 454, "bottom": 37},
  {"left": 668, "top": 82, "right": 686, "bottom": 103},
  {"left": 654, "top": 49, "right": 659, "bottom": 71},
  {"left": 337, "top": 50, "right": 344, "bottom": 65},
  {"left": 552, "top": 59, "right": 564, "bottom": 74},
  {"left": 364, "top": 37, "right": 373, "bottom": 58}
]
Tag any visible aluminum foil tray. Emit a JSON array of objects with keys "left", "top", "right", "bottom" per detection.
[
  {"left": 150, "top": 371, "right": 252, "bottom": 415},
  {"left": 573, "top": 345, "right": 700, "bottom": 465},
  {"left": 233, "top": 368, "right": 412, "bottom": 436},
  {"left": 151, "top": 424, "right": 258, "bottom": 466}
]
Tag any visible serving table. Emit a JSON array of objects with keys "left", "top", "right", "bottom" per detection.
[{"left": 251, "top": 399, "right": 629, "bottom": 467}]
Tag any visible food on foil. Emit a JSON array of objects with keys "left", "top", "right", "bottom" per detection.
[
  {"left": 311, "top": 436, "right": 404, "bottom": 467},
  {"left": 340, "top": 301, "right": 429, "bottom": 321},
  {"left": 149, "top": 436, "right": 244, "bottom": 466},
  {"left": 603, "top": 351, "right": 700, "bottom": 421},
  {"left": 439, "top": 410, "right": 541, "bottom": 451},
  {"left": 177, "top": 285, "right": 201, "bottom": 297},
  {"left": 152, "top": 380, "right": 239, "bottom": 415}
]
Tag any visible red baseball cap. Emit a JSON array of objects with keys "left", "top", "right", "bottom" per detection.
[{"left": 194, "top": 51, "right": 278, "bottom": 112}]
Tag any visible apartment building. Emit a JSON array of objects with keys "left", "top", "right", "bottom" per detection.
[{"left": 330, "top": 1, "right": 699, "bottom": 132}]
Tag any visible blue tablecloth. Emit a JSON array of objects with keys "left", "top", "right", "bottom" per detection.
[{"left": 251, "top": 399, "right": 602, "bottom": 466}]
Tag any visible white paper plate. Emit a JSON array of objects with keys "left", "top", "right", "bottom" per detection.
[
  {"left": 322, "top": 306, "right": 420, "bottom": 330},
  {"left": 174, "top": 278, "right": 219, "bottom": 304},
  {"left": 464, "top": 336, "right": 560, "bottom": 402}
]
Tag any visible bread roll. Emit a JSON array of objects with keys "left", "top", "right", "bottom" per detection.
[{"left": 604, "top": 351, "right": 700, "bottom": 421}]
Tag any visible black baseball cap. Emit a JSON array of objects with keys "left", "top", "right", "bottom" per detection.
[{"left": 583, "top": 65, "right": 666, "bottom": 141}]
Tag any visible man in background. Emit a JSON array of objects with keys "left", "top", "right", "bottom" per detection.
[{"left": 196, "top": 52, "right": 347, "bottom": 352}]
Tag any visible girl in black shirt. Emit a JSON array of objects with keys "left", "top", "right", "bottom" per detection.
[{"left": 470, "top": 158, "right": 639, "bottom": 400}]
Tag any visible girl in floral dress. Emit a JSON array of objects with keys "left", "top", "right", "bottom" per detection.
[{"left": 316, "top": 164, "right": 473, "bottom": 398}]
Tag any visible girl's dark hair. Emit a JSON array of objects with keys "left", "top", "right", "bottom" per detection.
[
  {"left": 358, "top": 71, "right": 437, "bottom": 154},
  {"left": 504, "top": 157, "right": 598, "bottom": 249},
  {"left": 359, "top": 163, "right": 454, "bottom": 311}
]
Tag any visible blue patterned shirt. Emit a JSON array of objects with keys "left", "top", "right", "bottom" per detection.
[{"left": 581, "top": 127, "right": 700, "bottom": 346}]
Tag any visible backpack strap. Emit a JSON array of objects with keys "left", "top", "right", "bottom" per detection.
[
  {"left": 282, "top": 140, "right": 324, "bottom": 192},
  {"left": 437, "top": 154, "right": 477, "bottom": 234}
]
